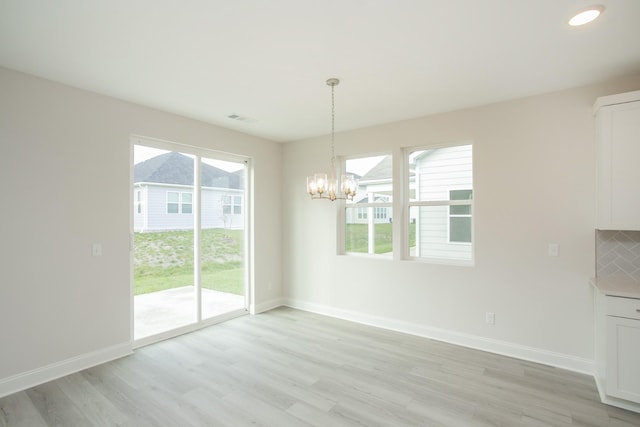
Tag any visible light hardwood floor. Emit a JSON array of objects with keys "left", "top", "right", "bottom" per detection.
[{"left": 1, "top": 307, "right": 640, "bottom": 426}]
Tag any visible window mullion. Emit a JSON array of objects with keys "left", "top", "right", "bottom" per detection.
[
  {"left": 393, "top": 146, "right": 404, "bottom": 261},
  {"left": 193, "top": 156, "right": 202, "bottom": 323}
]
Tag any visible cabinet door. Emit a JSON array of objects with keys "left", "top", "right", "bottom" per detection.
[
  {"left": 606, "top": 316, "right": 640, "bottom": 403},
  {"left": 596, "top": 101, "right": 640, "bottom": 230}
]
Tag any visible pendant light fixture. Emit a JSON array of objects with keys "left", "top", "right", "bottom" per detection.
[{"left": 306, "top": 78, "right": 358, "bottom": 201}]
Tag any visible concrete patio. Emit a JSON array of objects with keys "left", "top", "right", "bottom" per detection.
[{"left": 134, "top": 286, "right": 246, "bottom": 339}]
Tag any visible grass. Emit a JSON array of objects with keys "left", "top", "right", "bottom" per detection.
[
  {"left": 134, "top": 228, "right": 243, "bottom": 296},
  {"left": 135, "top": 223, "right": 414, "bottom": 295},
  {"left": 345, "top": 223, "right": 415, "bottom": 254}
]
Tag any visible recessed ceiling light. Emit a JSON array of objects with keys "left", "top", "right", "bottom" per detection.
[{"left": 569, "top": 5, "right": 605, "bottom": 26}]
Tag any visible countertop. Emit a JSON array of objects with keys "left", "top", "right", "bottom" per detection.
[{"left": 591, "top": 276, "right": 640, "bottom": 299}]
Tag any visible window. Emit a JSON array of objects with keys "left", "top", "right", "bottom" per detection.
[
  {"left": 167, "top": 191, "right": 192, "bottom": 214},
  {"left": 407, "top": 144, "right": 473, "bottom": 262},
  {"left": 449, "top": 189, "right": 472, "bottom": 243},
  {"left": 344, "top": 154, "right": 393, "bottom": 255},
  {"left": 136, "top": 190, "right": 142, "bottom": 214},
  {"left": 167, "top": 191, "right": 179, "bottom": 214},
  {"left": 233, "top": 196, "right": 242, "bottom": 214},
  {"left": 181, "top": 192, "right": 193, "bottom": 214},
  {"left": 374, "top": 207, "right": 388, "bottom": 220},
  {"left": 222, "top": 194, "right": 242, "bottom": 215}
]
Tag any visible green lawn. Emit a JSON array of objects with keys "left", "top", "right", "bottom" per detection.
[
  {"left": 345, "top": 223, "right": 415, "bottom": 254},
  {"left": 136, "top": 224, "right": 413, "bottom": 295},
  {"left": 134, "top": 228, "right": 244, "bottom": 296}
]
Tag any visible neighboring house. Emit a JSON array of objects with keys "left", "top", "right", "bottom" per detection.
[
  {"left": 347, "top": 196, "right": 392, "bottom": 225},
  {"left": 346, "top": 155, "right": 394, "bottom": 224},
  {"left": 413, "top": 144, "right": 473, "bottom": 260},
  {"left": 133, "top": 152, "right": 244, "bottom": 232}
]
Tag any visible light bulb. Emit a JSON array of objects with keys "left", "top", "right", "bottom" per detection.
[{"left": 569, "top": 5, "right": 604, "bottom": 26}]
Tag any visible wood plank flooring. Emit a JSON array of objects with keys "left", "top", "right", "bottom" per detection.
[{"left": 2, "top": 307, "right": 640, "bottom": 426}]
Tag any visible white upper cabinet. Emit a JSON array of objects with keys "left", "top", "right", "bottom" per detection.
[{"left": 594, "top": 90, "right": 640, "bottom": 230}]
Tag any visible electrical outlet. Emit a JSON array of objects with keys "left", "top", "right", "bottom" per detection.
[
  {"left": 548, "top": 243, "right": 559, "bottom": 257},
  {"left": 485, "top": 312, "right": 495, "bottom": 325}
]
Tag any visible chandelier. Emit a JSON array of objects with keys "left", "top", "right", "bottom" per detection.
[{"left": 306, "top": 78, "right": 358, "bottom": 201}]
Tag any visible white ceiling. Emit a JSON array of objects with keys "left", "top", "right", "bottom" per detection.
[{"left": 1, "top": 1, "right": 639, "bottom": 142}]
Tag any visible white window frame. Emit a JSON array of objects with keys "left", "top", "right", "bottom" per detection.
[
  {"left": 131, "top": 134, "right": 252, "bottom": 347},
  {"left": 402, "top": 142, "right": 474, "bottom": 265},
  {"left": 339, "top": 152, "right": 393, "bottom": 257}
]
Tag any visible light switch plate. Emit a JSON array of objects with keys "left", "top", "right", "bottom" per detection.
[
  {"left": 548, "top": 243, "right": 559, "bottom": 257},
  {"left": 486, "top": 312, "right": 495, "bottom": 325},
  {"left": 92, "top": 243, "right": 102, "bottom": 257}
]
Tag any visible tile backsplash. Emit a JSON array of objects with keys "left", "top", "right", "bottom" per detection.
[{"left": 596, "top": 230, "right": 640, "bottom": 281}]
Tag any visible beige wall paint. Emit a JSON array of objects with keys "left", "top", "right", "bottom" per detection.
[
  {"left": 0, "top": 67, "right": 282, "bottom": 381},
  {"left": 283, "top": 74, "right": 640, "bottom": 369},
  {"left": 1, "top": 63, "right": 639, "bottom": 389}
]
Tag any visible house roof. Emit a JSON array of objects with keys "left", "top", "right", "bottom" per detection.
[
  {"left": 359, "top": 155, "right": 415, "bottom": 182},
  {"left": 134, "top": 152, "right": 243, "bottom": 189},
  {"left": 359, "top": 156, "right": 392, "bottom": 182}
]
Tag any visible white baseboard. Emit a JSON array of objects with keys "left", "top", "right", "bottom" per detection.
[
  {"left": 594, "top": 374, "right": 640, "bottom": 413},
  {"left": 0, "top": 302, "right": 594, "bottom": 399},
  {"left": 251, "top": 297, "right": 286, "bottom": 315},
  {"left": 283, "top": 298, "right": 594, "bottom": 375},
  {"left": 0, "top": 341, "right": 132, "bottom": 398}
]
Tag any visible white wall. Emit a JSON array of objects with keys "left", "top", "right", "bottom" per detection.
[
  {"left": 0, "top": 67, "right": 282, "bottom": 392},
  {"left": 1, "top": 64, "right": 638, "bottom": 395},
  {"left": 283, "top": 74, "right": 640, "bottom": 373}
]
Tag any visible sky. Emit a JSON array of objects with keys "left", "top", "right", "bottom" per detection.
[{"left": 136, "top": 144, "right": 385, "bottom": 177}]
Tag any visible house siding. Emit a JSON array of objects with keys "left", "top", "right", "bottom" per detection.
[
  {"left": 134, "top": 184, "right": 243, "bottom": 232},
  {"left": 201, "top": 188, "right": 244, "bottom": 229},
  {"left": 415, "top": 144, "right": 472, "bottom": 261}
]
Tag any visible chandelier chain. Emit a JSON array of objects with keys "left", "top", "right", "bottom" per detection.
[{"left": 330, "top": 81, "right": 336, "bottom": 178}]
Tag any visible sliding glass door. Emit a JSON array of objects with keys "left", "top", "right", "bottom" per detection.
[
  {"left": 199, "top": 155, "right": 247, "bottom": 321},
  {"left": 132, "top": 140, "right": 248, "bottom": 342}
]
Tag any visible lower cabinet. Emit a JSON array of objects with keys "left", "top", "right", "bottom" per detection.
[
  {"left": 606, "top": 315, "right": 640, "bottom": 402},
  {"left": 595, "top": 293, "right": 640, "bottom": 412}
]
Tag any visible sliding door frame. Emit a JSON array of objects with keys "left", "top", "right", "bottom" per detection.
[{"left": 130, "top": 135, "right": 252, "bottom": 348}]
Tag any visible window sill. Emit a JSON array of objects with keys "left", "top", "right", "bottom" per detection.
[
  {"left": 340, "top": 252, "right": 394, "bottom": 260},
  {"left": 404, "top": 256, "right": 475, "bottom": 267}
]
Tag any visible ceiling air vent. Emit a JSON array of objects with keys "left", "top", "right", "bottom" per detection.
[{"left": 227, "top": 113, "right": 256, "bottom": 123}]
